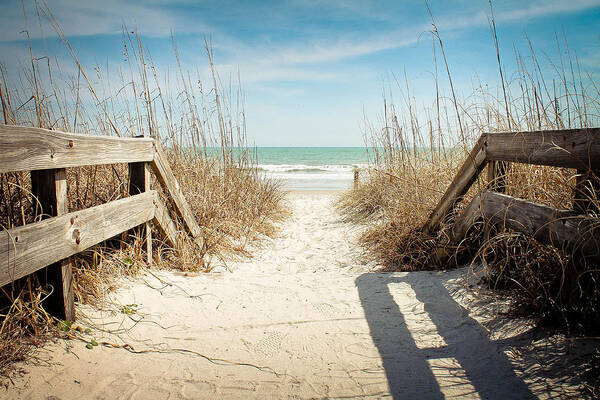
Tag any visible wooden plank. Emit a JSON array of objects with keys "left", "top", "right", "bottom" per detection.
[
  {"left": 432, "top": 194, "right": 483, "bottom": 266},
  {"left": 152, "top": 195, "right": 179, "bottom": 247},
  {"left": 434, "top": 190, "right": 600, "bottom": 265},
  {"left": 55, "top": 169, "right": 69, "bottom": 216},
  {"left": 480, "top": 192, "right": 600, "bottom": 256},
  {"left": 53, "top": 169, "right": 75, "bottom": 321},
  {"left": 150, "top": 144, "right": 202, "bottom": 241},
  {"left": 129, "top": 151, "right": 152, "bottom": 265},
  {"left": 0, "top": 191, "right": 156, "bottom": 287},
  {"left": 30, "top": 168, "right": 75, "bottom": 320},
  {"left": 424, "top": 135, "right": 488, "bottom": 234},
  {"left": 0, "top": 125, "right": 154, "bottom": 173},
  {"left": 486, "top": 128, "right": 600, "bottom": 169},
  {"left": 446, "top": 194, "right": 483, "bottom": 245},
  {"left": 30, "top": 169, "right": 73, "bottom": 317}
]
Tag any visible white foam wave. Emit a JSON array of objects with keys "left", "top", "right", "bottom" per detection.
[
  {"left": 257, "top": 163, "right": 368, "bottom": 173},
  {"left": 267, "top": 172, "right": 350, "bottom": 181}
]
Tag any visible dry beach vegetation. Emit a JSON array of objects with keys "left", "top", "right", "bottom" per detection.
[
  {"left": 0, "top": 1, "right": 599, "bottom": 396},
  {"left": 337, "top": 12, "right": 600, "bottom": 395},
  {"left": 339, "top": 9, "right": 600, "bottom": 333},
  {"left": 0, "top": 5, "right": 286, "bottom": 382}
]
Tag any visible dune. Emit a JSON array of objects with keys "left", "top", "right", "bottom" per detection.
[{"left": 3, "top": 192, "right": 583, "bottom": 399}]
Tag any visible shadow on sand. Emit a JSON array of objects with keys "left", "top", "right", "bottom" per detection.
[{"left": 355, "top": 272, "right": 535, "bottom": 399}]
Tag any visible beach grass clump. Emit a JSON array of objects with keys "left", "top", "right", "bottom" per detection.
[
  {"left": 473, "top": 230, "right": 600, "bottom": 334},
  {"left": 0, "top": 7, "right": 285, "bottom": 381},
  {"left": 163, "top": 152, "right": 286, "bottom": 268},
  {"left": 338, "top": 153, "right": 463, "bottom": 269},
  {"left": 0, "top": 286, "right": 55, "bottom": 386}
]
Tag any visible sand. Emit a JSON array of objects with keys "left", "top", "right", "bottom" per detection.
[{"left": 3, "top": 192, "right": 587, "bottom": 399}]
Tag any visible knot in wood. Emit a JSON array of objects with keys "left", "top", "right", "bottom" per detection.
[{"left": 72, "top": 229, "right": 81, "bottom": 245}]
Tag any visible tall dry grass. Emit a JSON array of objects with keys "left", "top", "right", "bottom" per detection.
[
  {"left": 0, "top": 3, "right": 286, "bottom": 381},
  {"left": 338, "top": 7, "right": 600, "bottom": 336}
]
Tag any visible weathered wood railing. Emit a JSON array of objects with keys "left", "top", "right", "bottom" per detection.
[
  {"left": 424, "top": 128, "right": 600, "bottom": 263},
  {"left": 0, "top": 125, "right": 203, "bottom": 321}
]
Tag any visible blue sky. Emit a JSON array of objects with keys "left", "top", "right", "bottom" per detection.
[{"left": 0, "top": 0, "right": 599, "bottom": 146}]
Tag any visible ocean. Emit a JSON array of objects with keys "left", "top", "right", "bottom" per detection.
[{"left": 255, "top": 147, "right": 369, "bottom": 191}]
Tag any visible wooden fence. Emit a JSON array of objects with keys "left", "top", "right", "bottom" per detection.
[
  {"left": 0, "top": 125, "right": 203, "bottom": 321},
  {"left": 423, "top": 128, "right": 600, "bottom": 263}
]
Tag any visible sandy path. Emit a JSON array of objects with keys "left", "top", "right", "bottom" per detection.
[{"left": 3, "top": 193, "right": 580, "bottom": 399}]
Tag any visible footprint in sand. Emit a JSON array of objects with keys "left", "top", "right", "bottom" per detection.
[
  {"left": 254, "top": 331, "right": 287, "bottom": 357},
  {"left": 181, "top": 381, "right": 217, "bottom": 398},
  {"left": 313, "top": 302, "right": 338, "bottom": 318}
]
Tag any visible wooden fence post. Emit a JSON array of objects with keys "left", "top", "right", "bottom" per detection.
[
  {"left": 129, "top": 137, "right": 152, "bottom": 265},
  {"left": 30, "top": 168, "right": 74, "bottom": 321},
  {"left": 354, "top": 170, "right": 359, "bottom": 189}
]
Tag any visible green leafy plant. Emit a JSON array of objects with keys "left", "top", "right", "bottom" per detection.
[
  {"left": 56, "top": 320, "right": 72, "bottom": 332},
  {"left": 120, "top": 304, "right": 139, "bottom": 315},
  {"left": 85, "top": 340, "right": 98, "bottom": 350}
]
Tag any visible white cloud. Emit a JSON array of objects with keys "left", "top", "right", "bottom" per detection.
[
  {"left": 3, "top": 0, "right": 599, "bottom": 88},
  {"left": 497, "top": 0, "right": 600, "bottom": 22},
  {"left": 274, "top": 34, "right": 422, "bottom": 65},
  {"left": 211, "top": 0, "right": 600, "bottom": 84},
  {"left": 0, "top": 0, "right": 211, "bottom": 41},
  {"left": 206, "top": 23, "right": 427, "bottom": 84}
]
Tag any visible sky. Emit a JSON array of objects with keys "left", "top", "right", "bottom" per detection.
[{"left": 0, "top": 0, "right": 599, "bottom": 146}]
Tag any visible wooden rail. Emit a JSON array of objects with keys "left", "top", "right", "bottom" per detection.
[
  {"left": 152, "top": 144, "right": 203, "bottom": 243},
  {"left": 424, "top": 135, "right": 487, "bottom": 234},
  {"left": 153, "top": 195, "right": 180, "bottom": 247},
  {"left": 424, "top": 128, "right": 600, "bottom": 234},
  {"left": 426, "top": 128, "right": 600, "bottom": 266},
  {"left": 0, "top": 125, "right": 203, "bottom": 321},
  {"left": 0, "top": 125, "right": 154, "bottom": 172},
  {"left": 434, "top": 191, "right": 600, "bottom": 264},
  {"left": 486, "top": 128, "right": 600, "bottom": 169},
  {"left": 478, "top": 192, "right": 599, "bottom": 255},
  {"left": 1, "top": 192, "right": 156, "bottom": 285}
]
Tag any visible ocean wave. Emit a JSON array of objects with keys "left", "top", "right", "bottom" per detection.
[
  {"left": 257, "top": 163, "right": 368, "bottom": 173},
  {"left": 267, "top": 172, "right": 351, "bottom": 180}
]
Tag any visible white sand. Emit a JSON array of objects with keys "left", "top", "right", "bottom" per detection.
[{"left": 3, "top": 192, "right": 586, "bottom": 399}]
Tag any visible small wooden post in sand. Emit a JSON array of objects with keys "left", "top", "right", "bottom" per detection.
[{"left": 354, "top": 169, "right": 359, "bottom": 189}]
